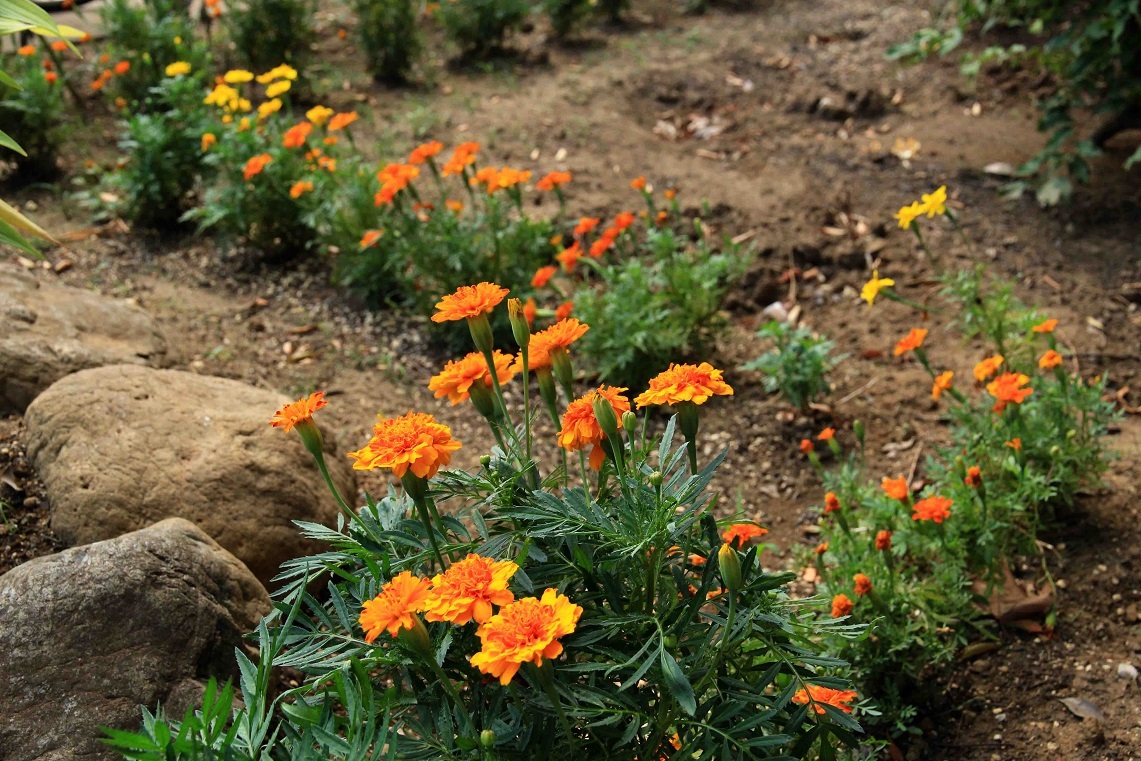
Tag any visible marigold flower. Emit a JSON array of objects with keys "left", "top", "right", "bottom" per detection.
[
  {"left": 44, "top": 71, "right": 57, "bottom": 84},
  {"left": 446, "top": 199, "right": 464, "bottom": 214},
  {"left": 423, "top": 554, "right": 518, "bottom": 626},
  {"left": 664, "top": 187, "right": 678, "bottom": 200},
  {"left": 535, "top": 317, "right": 589, "bottom": 351},
  {"left": 630, "top": 176, "right": 647, "bottom": 191},
  {"left": 282, "top": 121, "right": 312, "bottom": 149},
  {"left": 532, "top": 265, "right": 557, "bottom": 288},
  {"left": 256, "top": 64, "right": 297, "bottom": 84},
  {"left": 986, "top": 372, "right": 1033, "bottom": 412},
  {"left": 854, "top": 573, "right": 872, "bottom": 597},
  {"left": 555, "top": 242, "right": 582, "bottom": 272},
  {"left": 874, "top": 530, "right": 892, "bottom": 551},
  {"left": 432, "top": 282, "right": 509, "bottom": 323},
  {"left": 574, "top": 217, "right": 600, "bottom": 237},
  {"left": 814, "top": 542, "right": 829, "bottom": 555},
  {"left": 441, "top": 142, "right": 479, "bottom": 175},
  {"left": 558, "top": 386, "right": 631, "bottom": 470},
  {"left": 428, "top": 350, "right": 515, "bottom": 405},
  {"left": 824, "top": 492, "right": 841, "bottom": 514},
  {"left": 289, "top": 180, "right": 314, "bottom": 198},
  {"left": 721, "top": 522, "right": 768, "bottom": 548},
  {"left": 165, "top": 61, "right": 191, "bottom": 77},
  {"left": 1005, "top": 438, "right": 1022, "bottom": 452},
  {"left": 634, "top": 362, "right": 734, "bottom": 408},
  {"left": 243, "top": 153, "right": 272, "bottom": 181},
  {"left": 360, "top": 229, "right": 383, "bottom": 249},
  {"left": 49, "top": 40, "right": 68, "bottom": 52},
  {"left": 264, "top": 79, "right": 291, "bottom": 98},
  {"left": 588, "top": 235, "right": 614, "bottom": 258},
  {"left": 881, "top": 476, "right": 909, "bottom": 501},
  {"left": 408, "top": 140, "right": 444, "bottom": 164},
  {"left": 893, "top": 327, "right": 927, "bottom": 357},
  {"left": 257, "top": 98, "right": 282, "bottom": 119},
  {"left": 305, "top": 105, "right": 333, "bottom": 126},
  {"left": 469, "top": 588, "right": 582, "bottom": 686},
  {"left": 17, "top": 45, "right": 34, "bottom": 57},
  {"left": 347, "top": 411, "right": 461, "bottom": 479},
  {"left": 1039, "top": 350, "right": 1063, "bottom": 369},
  {"left": 90, "top": 77, "right": 106, "bottom": 91},
  {"left": 1032, "top": 318, "right": 1058, "bottom": 333},
  {"left": 831, "top": 594, "right": 854, "bottom": 618},
  {"left": 554, "top": 301, "right": 574, "bottom": 321},
  {"left": 861, "top": 270, "right": 895, "bottom": 305},
  {"left": 113, "top": 60, "right": 130, "bottom": 75},
  {"left": 522, "top": 297, "right": 536, "bottom": 326},
  {"left": 894, "top": 201, "right": 924, "bottom": 229},
  {"left": 224, "top": 69, "right": 254, "bottom": 83},
  {"left": 965, "top": 466, "right": 982, "bottom": 488},
  {"left": 973, "top": 355, "right": 1004, "bottom": 382},
  {"left": 359, "top": 570, "right": 431, "bottom": 642},
  {"left": 494, "top": 167, "right": 531, "bottom": 190},
  {"left": 613, "top": 211, "right": 635, "bottom": 231},
  {"left": 800, "top": 439, "right": 814, "bottom": 454},
  {"left": 536, "top": 170, "right": 571, "bottom": 191},
  {"left": 793, "top": 684, "right": 858, "bottom": 714},
  {"left": 200, "top": 132, "right": 217, "bottom": 152},
  {"left": 818, "top": 427, "right": 835, "bottom": 441},
  {"left": 327, "top": 111, "right": 359, "bottom": 131},
  {"left": 269, "top": 391, "right": 326, "bottom": 432},
  {"left": 912, "top": 495, "right": 952, "bottom": 523},
  {"left": 932, "top": 370, "right": 954, "bottom": 400}
]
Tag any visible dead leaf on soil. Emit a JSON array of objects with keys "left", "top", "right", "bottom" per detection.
[
  {"left": 1059, "top": 697, "right": 1105, "bottom": 722},
  {"left": 974, "top": 564, "right": 1054, "bottom": 629},
  {"left": 891, "top": 137, "right": 921, "bottom": 161},
  {"left": 0, "top": 465, "right": 22, "bottom": 494},
  {"left": 881, "top": 438, "right": 916, "bottom": 456}
]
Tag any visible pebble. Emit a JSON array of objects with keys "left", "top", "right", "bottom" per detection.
[{"left": 1118, "top": 662, "right": 1138, "bottom": 680}]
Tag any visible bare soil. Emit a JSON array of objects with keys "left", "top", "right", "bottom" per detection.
[{"left": 2, "top": 0, "right": 1139, "bottom": 757}]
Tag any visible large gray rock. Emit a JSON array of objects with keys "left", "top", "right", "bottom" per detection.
[
  {"left": 24, "top": 364, "right": 356, "bottom": 585},
  {"left": 0, "top": 518, "right": 271, "bottom": 761},
  {"left": 0, "top": 264, "right": 167, "bottom": 413}
]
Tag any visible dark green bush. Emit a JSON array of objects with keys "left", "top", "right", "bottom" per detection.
[{"left": 354, "top": 0, "right": 422, "bottom": 83}]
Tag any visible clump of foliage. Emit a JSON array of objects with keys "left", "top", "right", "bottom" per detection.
[
  {"left": 223, "top": 0, "right": 315, "bottom": 78},
  {"left": 888, "top": 0, "right": 1141, "bottom": 204},
  {"left": 740, "top": 321, "right": 837, "bottom": 411},
  {"left": 438, "top": 0, "right": 531, "bottom": 57},
  {"left": 101, "top": 0, "right": 209, "bottom": 107},
  {"left": 108, "top": 289, "right": 864, "bottom": 760},
  {"left": 354, "top": 0, "right": 422, "bottom": 83},
  {"left": 0, "top": 43, "right": 69, "bottom": 179},
  {"left": 541, "top": 0, "right": 592, "bottom": 38}
]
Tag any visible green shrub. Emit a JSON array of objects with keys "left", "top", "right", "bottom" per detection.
[
  {"left": 223, "top": 0, "right": 315, "bottom": 79},
  {"left": 542, "top": 0, "right": 591, "bottom": 38},
  {"left": 740, "top": 322, "right": 837, "bottom": 411},
  {"left": 101, "top": 0, "right": 209, "bottom": 107},
  {"left": 354, "top": 0, "right": 422, "bottom": 83},
  {"left": 438, "top": 0, "right": 531, "bottom": 57},
  {"left": 0, "top": 46, "right": 69, "bottom": 179}
]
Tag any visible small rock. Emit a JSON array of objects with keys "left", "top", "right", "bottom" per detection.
[{"left": 1117, "top": 662, "right": 1138, "bottom": 680}]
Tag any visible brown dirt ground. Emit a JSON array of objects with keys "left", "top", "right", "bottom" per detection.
[{"left": 2, "top": 0, "right": 1140, "bottom": 757}]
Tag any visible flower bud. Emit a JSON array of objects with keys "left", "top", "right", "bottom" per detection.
[
  {"left": 662, "top": 634, "right": 678, "bottom": 648},
  {"left": 397, "top": 616, "right": 433, "bottom": 660},
  {"left": 480, "top": 729, "right": 497, "bottom": 748},
  {"left": 480, "top": 454, "right": 492, "bottom": 467},
  {"left": 467, "top": 314, "right": 495, "bottom": 355},
  {"left": 622, "top": 410, "right": 637, "bottom": 433},
  {"left": 649, "top": 471, "right": 663, "bottom": 487},
  {"left": 717, "top": 543, "right": 742, "bottom": 593},
  {"left": 592, "top": 394, "right": 620, "bottom": 439},
  {"left": 853, "top": 420, "right": 866, "bottom": 447},
  {"left": 506, "top": 298, "right": 530, "bottom": 350},
  {"left": 469, "top": 381, "right": 499, "bottom": 422}
]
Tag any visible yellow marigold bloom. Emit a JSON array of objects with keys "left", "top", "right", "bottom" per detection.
[
  {"left": 306, "top": 105, "right": 334, "bottom": 126},
  {"left": 1031, "top": 318, "right": 1058, "bottom": 333},
  {"left": 204, "top": 83, "right": 240, "bottom": 107},
  {"left": 223, "top": 69, "right": 254, "bottom": 83},
  {"left": 265, "top": 79, "right": 292, "bottom": 98},
  {"left": 428, "top": 350, "right": 516, "bottom": 405},
  {"left": 893, "top": 328, "right": 927, "bottom": 357},
  {"left": 359, "top": 571, "right": 431, "bottom": 643},
  {"left": 423, "top": 554, "right": 518, "bottom": 626},
  {"left": 257, "top": 98, "right": 282, "bottom": 119},
  {"left": 289, "top": 180, "right": 314, "bottom": 198},
  {"left": 201, "top": 133, "right": 217, "bottom": 152},
  {"left": 431, "top": 282, "right": 509, "bottom": 323},
  {"left": 1039, "top": 349, "right": 1063, "bottom": 369},
  {"left": 922, "top": 185, "right": 947, "bottom": 216},
  {"left": 973, "top": 354, "right": 1004, "bottom": 382},
  {"left": 634, "top": 362, "right": 734, "bottom": 408},
  {"left": 558, "top": 386, "right": 631, "bottom": 470},
  {"left": 348, "top": 411, "right": 461, "bottom": 479},
  {"left": 861, "top": 270, "right": 894, "bottom": 305},
  {"left": 164, "top": 61, "right": 191, "bottom": 77},
  {"left": 932, "top": 370, "right": 953, "bottom": 400},
  {"left": 469, "top": 588, "right": 583, "bottom": 686},
  {"left": 269, "top": 391, "right": 326, "bottom": 432},
  {"left": 256, "top": 64, "right": 298, "bottom": 84},
  {"left": 894, "top": 201, "right": 924, "bottom": 229}
]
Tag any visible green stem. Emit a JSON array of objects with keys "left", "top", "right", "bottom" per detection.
[
  {"left": 694, "top": 593, "right": 737, "bottom": 695},
  {"left": 314, "top": 452, "right": 356, "bottom": 523},
  {"left": 412, "top": 496, "right": 446, "bottom": 568}
]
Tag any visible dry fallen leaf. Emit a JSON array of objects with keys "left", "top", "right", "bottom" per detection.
[
  {"left": 1059, "top": 697, "right": 1105, "bottom": 722},
  {"left": 891, "top": 137, "right": 921, "bottom": 161},
  {"left": 974, "top": 564, "right": 1054, "bottom": 628}
]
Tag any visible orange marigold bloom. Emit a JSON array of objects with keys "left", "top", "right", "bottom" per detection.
[
  {"left": 986, "top": 372, "right": 1033, "bottom": 412},
  {"left": 1039, "top": 350, "right": 1063, "bottom": 369},
  {"left": 428, "top": 350, "right": 516, "bottom": 405},
  {"left": 282, "top": 121, "right": 312, "bottom": 149},
  {"left": 289, "top": 180, "right": 314, "bottom": 198},
  {"left": 408, "top": 140, "right": 444, "bottom": 164},
  {"left": 469, "top": 588, "right": 582, "bottom": 686},
  {"left": 113, "top": 60, "right": 130, "bottom": 75},
  {"left": 359, "top": 571, "right": 431, "bottom": 643},
  {"left": 556, "top": 242, "right": 582, "bottom": 272},
  {"left": 555, "top": 301, "right": 574, "bottom": 321},
  {"left": 536, "top": 170, "right": 572, "bottom": 191},
  {"left": 50, "top": 40, "right": 68, "bottom": 52},
  {"left": 613, "top": 211, "right": 635, "bottom": 231},
  {"left": 269, "top": 391, "right": 326, "bottom": 432},
  {"left": 630, "top": 176, "right": 647, "bottom": 191},
  {"left": 535, "top": 317, "right": 589, "bottom": 352},
  {"left": 722, "top": 522, "right": 768, "bottom": 548},
  {"left": 634, "top": 362, "right": 734, "bottom": 408},
  {"left": 201, "top": 132, "right": 217, "bottom": 151},
  {"left": 1005, "top": 438, "right": 1022, "bottom": 451},
  {"left": 932, "top": 370, "right": 954, "bottom": 400},
  {"left": 442, "top": 142, "right": 479, "bottom": 175},
  {"left": 588, "top": 235, "right": 614, "bottom": 258},
  {"left": 44, "top": 71, "right": 57, "bottom": 84},
  {"left": 874, "top": 530, "right": 892, "bottom": 551},
  {"left": 557, "top": 386, "right": 631, "bottom": 470},
  {"left": 893, "top": 327, "right": 928, "bottom": 357},
  {"left": 912, "top": 495, "right": 952, "bottom": 523},
  {"left": 854, "top": 573, "right": 872, "bottom": 597},
  {"left": 243, "top": 153, "right": 272, "bottom": 181},
  {"left": 347, "top": 411, "right": 461, "bottom": 479},
  {"left": 446, "top": 199, "right": 464, "bottom": 214},
  {"left": 824, "top": 492, "right": 841, "bottom": 514},
  {"left": 360, "top": 229, "right": 383, "bottom": 249},
  {"left": 327, "top": 111, "right": 359, "bottom": 131},
  {"left": 965, "top": 465, "right": 982, "bottom": 488},
  {"left": 532, "top": 264, "right": 557, "bottom": 288},
  {"left": 422, "top": 553, "right": 518, "bottom": 626},
  {"left": 432, "top": 282, "right": 509, "bottom": 323},
  {"left": 973, "top": 355, "right": 1004, "bottom": 382},
  {"left": 881, "top": 476, "right": 909, "bottom": 501},
  {"left": 814, "top": 542, "right": 829, "bottom": 555},
  {"left": 793, "top": 685, "right": 858, "bottom": 715},
  {"left": 1031, "top": 318, "right": 1058, "bottom": 333},
  {"left": 17, "top": 45, "right": 34, "bottom": 57},
  {"left": 831, "top": 594, "right": 854, "bottom": 618},
  {"left": 818, "top": 427, "right": 835, "bottom": 441},
  {"left": 800, "top": 439, "right": 814, "bottom": 454},
  {"left": 574, "top": 217, "right": 600, "bottom": 237},
  {"left": 522, "top": 297, "right": 536, "bottom": 326}
]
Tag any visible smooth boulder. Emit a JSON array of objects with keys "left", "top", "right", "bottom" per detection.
[
  {"left": 0, "top": 264, "right": 167, "bottom": 413},
  {"left": 0, "top": 518, "right": 271, "bottom": 761},
  {"left": 24, "top": 364, "right": 356, "bottom": 584}
]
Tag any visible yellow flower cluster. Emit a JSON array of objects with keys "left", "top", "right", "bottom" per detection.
[{"left": 894, "top": 185, "right": 948, "bottom": 229}]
